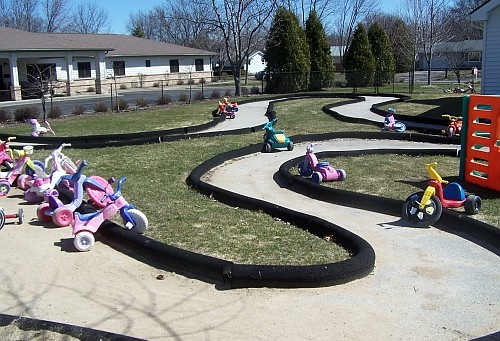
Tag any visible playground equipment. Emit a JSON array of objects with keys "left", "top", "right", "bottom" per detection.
[
  {"left": 402, "top": 162, "right": 481, "bottom": 227},
  {"left": 29, "top": 118, "right": 55, "bottom": 137},
  {"left": 298, "top": 144, "right": 346, "bottom": 184},
  {"left": 262, "top": 119, "right": 294, "bottom": 152},
  {"left": 442, "top": 114, "right": 462, "bottom": 137},
  {"left": 459, "top": 94, "right": 500, "bottom": 191},
  {"left": 0, "top": 137, "right": 15, "bottom": 170},
  {"left": 383, "top": 108, "right": 406, "bottom": 132},
  {"left": 0, "top": 207, "right": 24, "bottom": 231},
  {"left": 72, "top": 176, "right": 148, "bottom": 252},
  {"left": 0, "top": 145, "right": 43, "bottom": 195}
]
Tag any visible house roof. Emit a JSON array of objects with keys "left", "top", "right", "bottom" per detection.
[
  {"left": 470, "top": 0, "right": 500, "bottom": 21},
  {"left": 430, "top": 40, "right": 483, "bottom": 53},
  {"left": 0, "top": 27, "right": 216, "bottom": 57}
]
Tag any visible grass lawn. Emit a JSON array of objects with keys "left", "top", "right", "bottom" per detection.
[{"left": 1, "top": 92, "right": 498, "bottom": 265}]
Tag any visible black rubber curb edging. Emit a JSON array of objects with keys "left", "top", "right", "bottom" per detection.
[
  {"left": 278, "top": 147, "right": 500, "bottom": 253},
  {"left": 99, "top": 141, "right": 376, "bottom": 289},
  {"left": 0, "top": 313, "right": 145, "bottom": 341}
]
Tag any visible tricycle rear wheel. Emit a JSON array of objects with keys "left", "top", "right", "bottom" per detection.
[
  {"left": 464, "top": 195, "right": 481, "bottom": 215},
  {"left": 402, "top": 191, "right": 442, "bottom": 227}
]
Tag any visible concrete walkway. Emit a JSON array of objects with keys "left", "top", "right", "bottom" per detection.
[{"left": 0, "top": 95, "right": 498, "bottom": 340}]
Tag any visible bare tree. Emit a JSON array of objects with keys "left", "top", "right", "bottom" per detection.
[
  {"left": 67, "top": 2, "right": 110, "bottom": 34},
  {"left": 405, "top": 0, "right": 454, "bottom": 85},
  {"left": 278, "top": 0, "right": 338, "bottom": 31},
  {"left": 0, "top": 0, "right": 43, "bottom": 31},
  {"left": 207, "top": 0, "right": 278, "bottom": 95},
  {"left": 41, "top": 0, "right": 70, "bottom": 32},
  {"left": 330, "top": 0, "right": 378, "bottom": 70}
]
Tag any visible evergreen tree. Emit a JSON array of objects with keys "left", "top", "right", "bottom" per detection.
[
  {"left": 131, "top": 25, "right": 145, "bottom": 38},
  {"left": 264, "top": 7, "right": 310, "bottom": 94},
  {"left": 343, "top": 24, "right": 375, "bottom": 87},
  {"left": 305, "top": 10, "right": 335, "bottom": 91},
  {"left": 368, "top": 22, "right": 395, "bottom": 85}
]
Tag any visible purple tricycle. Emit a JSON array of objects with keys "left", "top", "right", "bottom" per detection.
[{"left": 298, "top": 143, "right": 346, "bottom": 184}]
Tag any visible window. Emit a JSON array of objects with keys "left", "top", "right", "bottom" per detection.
[
  {"left": 77, "top": 62, "right": 91, "bottom": 78},
  {"left": 170, "top": 59, "right": 179, "bottom": 73},
  {"left": 468, "top": 51, "right": 482, "bottom": 62},
  {"left": 195, "top": 59, "right": 204, "bottom": 72},
  {"left": 113, "top": 60, "right": 125, "bottom": 76},
  {"left": 145, "top": 60, "right": 151, "bottom": 67}
]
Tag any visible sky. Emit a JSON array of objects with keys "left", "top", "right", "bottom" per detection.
[{"left": 97, "top": 0, "right": 401, "bottom": 35}]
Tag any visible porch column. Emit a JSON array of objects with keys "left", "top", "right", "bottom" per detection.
[
  {"left": 9, "top": 53, "right": 21, "bottom": 101},
  {"left": 94, "top": 51, "right": 106, "bottom": 94},
  {"left": 65, "top": 52, "right": 74, "bottom": 96}
]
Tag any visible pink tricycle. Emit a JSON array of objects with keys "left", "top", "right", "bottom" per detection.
[
  {"left": 0, "top": 145, "right": 44, "bottom": 195},
  {"left": 297, "top": 143, "right": 346, "bottom": 184},
  {"left": 24, "top": 143, "right": 77, "bottom": 203},
  {"left": 0, "top": 137, "right": 15, "bottom": 170},
  {"left": 72, "top": 176, "right": 148, "bottom": 251}
]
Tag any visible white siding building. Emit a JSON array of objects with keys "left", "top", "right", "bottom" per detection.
[
  {"left": 0, "top": 27, "right": 216, "bottom": 101},
  {"left": 471, "top": 0, "right": 500, "bottom": 95}
]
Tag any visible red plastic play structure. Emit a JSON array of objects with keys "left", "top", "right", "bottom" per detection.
[{"left": 460, "top": 94, "right": 500, "bottom": 191}]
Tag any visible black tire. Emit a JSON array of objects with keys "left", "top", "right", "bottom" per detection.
[
  {"left": 287, "top": 141, "right": 294, "bottom": 151},
  {"left": 402, "top": 191, "right": 443, "bottom": 228},
  {"left": 0, "top": 210, "right": 5, "bottom": 230},
  {"left": 298, "top": 161, "right": 313, "bottom": 177},
  {"left": 464, "top": 195, "right": 481, "bottom": 215},
  {"left": 264, "top": 143, "right": 272, "bottom": 153},
  {"left": 311, "top": 172, "right": 322, "bottom": 184}
]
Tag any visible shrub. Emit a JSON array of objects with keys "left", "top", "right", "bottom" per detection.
[
  {"left": 241, "top": 87, "right": 249, "bottom": 96},
  {"left": 113, "top": 99, "right": 128, "bottom": 111},
  {"left": 72, "top": 105, "right": 86, "bottom": 115},
  {"left": 136, "top": 97, "right": 149, "bottom": 108},
  {"left": 210, "top": 90, "right": 221, "bottom": 99},
  {"left": 200, "top": 78, "right": 206, "bottom": 84},
  {"left": 120, "top": 83, "right": 128, "bottom": 90},
  {"left": 86, "top": 86, "right": 95, "bottom": 92},
  {"left": 94, "top": 102, "right": 108, "bottom": 113},
  {"left": 177, "top": 79, "right": 185, "bottom": 86},
  {"left": 187, "top": 78, "right": 195, "bottom": 85},
  {"left": 224, "top": 89, "right": 232, "bottom": 97},
  {"left": 14, "top": 106, "right": 39, "bottom": 122},
  {"left": 156, "top": 95, "right": 171, "bottom": 105},
  {"left": 48, "top": 106, "right": 62, "bottom": 119},
  {"left": 0, "top": 109, "right": 11, "bottom": 123},
  {"left": 153, "top": 82, "right": 160, "bottom": 87},
  {"left": 251, "top": 86, "right": 260, "bottom": 94},
  {"left": 194, "top": 92, "right": 205, "bottom": 101},
  {"left": 178, "top": 93, "right": 189, "bottom": 103}
]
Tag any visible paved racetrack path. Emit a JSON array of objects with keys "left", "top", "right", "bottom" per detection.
[{"left": 0, "top": 96, "right": 498, "bottom": 340}]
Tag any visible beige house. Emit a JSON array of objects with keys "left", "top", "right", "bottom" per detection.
[{"left": 0, "top": 27, "right": 216, "bottom": 101}]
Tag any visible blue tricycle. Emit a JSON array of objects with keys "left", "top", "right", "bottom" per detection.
[{"left": 262, "top": 119, "right": 294, "bottom": 152}]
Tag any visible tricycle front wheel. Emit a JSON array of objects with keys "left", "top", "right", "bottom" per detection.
[
  {"left": 127, "top": 209, "right": 149, "bottom": 234},
  {"left": 402, "top": 191, "right": 442, "bottom": 227},
  {"left": 74, "top": 231, "right": 95, "bottom": 252}
]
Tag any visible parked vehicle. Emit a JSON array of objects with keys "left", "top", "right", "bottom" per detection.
[
  {"left": 298, "top": 144, "right": 346, "bottom": 184},
  {"left": 72, "top": 176, "right": 148, "bottom": 252},
  {"left": 402, "top": 162, "right": 481, "bottom": 227},
  {"left": 262, "top": 119, "right": 294, "bottom": 152}
]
